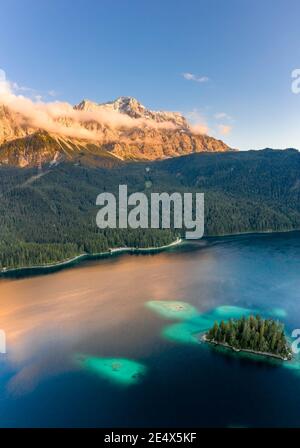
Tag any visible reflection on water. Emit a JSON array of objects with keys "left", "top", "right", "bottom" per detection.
[
  {"left": 0, "top": 232, "right": 300, "bottom": 427},
  {"left": 0, "top": 246, "right": 218, "bottom": 394}
]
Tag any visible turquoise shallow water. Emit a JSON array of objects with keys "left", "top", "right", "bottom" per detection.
[
  {"left": 161, "top": 304, "right": 290, "bottom": 347},
  {"left": 145, "top": 300, "right": 199, "bottom": 320},
  {"left": 162, "top": 305, "right": 254, "bottom": 344},
  {"left": 0, "top": 231, "right": 300, "bottom": 427},
  {"left": 157, "top": 302, "right": 300, "bottom": 369},
  {"left": 76, "top": 355, "right": 146, "bottom": 386}
]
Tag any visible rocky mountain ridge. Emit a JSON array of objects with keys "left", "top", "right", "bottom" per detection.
[{"left": 0, "top": 97, "right": 232, "bottom": 167}]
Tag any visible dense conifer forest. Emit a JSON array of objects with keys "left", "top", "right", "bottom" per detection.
[
  {"left": 205, "top": 315, "right": 292, "bottom": 359},
  {"left": 0, "top": 148, "right": 299, "bottom": 269}
]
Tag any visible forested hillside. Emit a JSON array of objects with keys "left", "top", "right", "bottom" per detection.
[{"left": 0, "top": 148, "right": 299, "bottom": 269}]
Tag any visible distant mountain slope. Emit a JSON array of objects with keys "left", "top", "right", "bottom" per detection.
[
  {"left": 0, "top": 131, "right": 123, "bottom": 168},
  {"left": 0, "top": 97, "right": 231, "bottom": 166},
  {"left": 0, "top": 148, "right": 299, "bottom": 270},
  {"left": 0, "top": 105, "right": 34, "bottom": 142}
]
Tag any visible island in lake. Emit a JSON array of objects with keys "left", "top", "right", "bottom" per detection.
[{"left": 203, "top": 315, "right": 292, "bottom": 361}]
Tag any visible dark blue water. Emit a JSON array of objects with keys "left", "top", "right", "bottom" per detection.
[{"left": 0, "top": 232, "right": 300, "bottom": 427}]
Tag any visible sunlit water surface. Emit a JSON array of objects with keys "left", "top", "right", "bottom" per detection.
[{"left": 0, "top": 232, "right": 300, "bottom": 427}]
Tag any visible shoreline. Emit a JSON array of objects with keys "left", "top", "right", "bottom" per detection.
[
  {"left": 201, "top": 334, "right": 292, "bottom": 362},
  {"left": 206, "top": 227, "right": 300, "bottom": 239},
  {"left": 1, "top": 227, "right": 299, "bottom": 277},
  {"left": 0, "top": 238, "right": 183, "bottom": 276}
]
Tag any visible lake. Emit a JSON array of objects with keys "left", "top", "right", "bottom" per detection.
[{"left": 0, "top": 232, "right": 300, "bottom": 427}]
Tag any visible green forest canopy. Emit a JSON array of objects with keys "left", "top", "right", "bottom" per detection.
[
  {"left": 206, "top": 315, "right": 292, "bottom": 359},
  {"left": 0, "top": 148, "right": 299, "bottom": 269}
]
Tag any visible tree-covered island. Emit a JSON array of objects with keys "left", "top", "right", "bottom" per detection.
[{"left": 204, "top": 315, "right": 292, "bottom": 361}]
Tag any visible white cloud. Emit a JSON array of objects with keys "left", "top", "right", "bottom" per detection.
[
  {"left": 190, "top": 123, "right": 208, "bottom": 135},
  {"left": 214, "top": 112, "right": 234, "bottom": 136},
  {"left": 215, "top": 112, "right": 232, "bottom": 121},
  {"left": 0, "top": 69, "right": 6, "bottom": 82},
  {"left": 0, "top": 69, "right": 60, "bottom": 103},
  {"left": 218, "top": 124, "right": 232, "bottom": 135},
  {"left": 48, "top": 90, "right": 58, "bottom": 97},
  {"left": 0, "top": 69, "right": 178, "bottom": 142},
  {"left": 12, "top": 82, "right": 36, "bottom": 94},
  {"left": 182, "top": 72, "right": 209, "bottom": 83},
  {"left": 186, "top": 108, "right": 209, "bottom": 134},
  {"left": 0, "top": 69, "right": 11, "bottom": 96},
  {"left": 2, "top": 69, "right": 231, "bottom": 142}
]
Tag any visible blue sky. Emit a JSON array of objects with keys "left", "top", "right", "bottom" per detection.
[{"left": 1, "top": 0, "right": 300, "bottom": 149}]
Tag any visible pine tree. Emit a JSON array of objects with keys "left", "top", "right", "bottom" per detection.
[{"left": 205, "top": 315, "right": 290, "bottom": 358}]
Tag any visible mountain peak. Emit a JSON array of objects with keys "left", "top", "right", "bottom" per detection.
[
  {"left": 113, "top": 96, "right": 144, "bottom": 107},
  {"left": 0, "top": 96, "right": 232, "bottom": 166},
  {"left": 74, "top": 99, "right": 99, "bottom": 112},
  {"left": 74, "top": 96, "right": 143, "bottom": 110},
  {"left": 75, "top": 96, "right": 190, "bottom": 130},
  {"left": 95, "top": 96, "right": 146, "bottom": 118}
]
